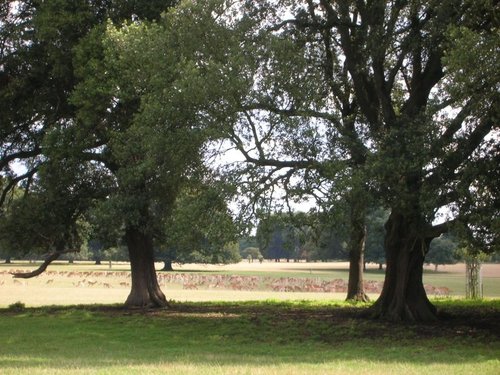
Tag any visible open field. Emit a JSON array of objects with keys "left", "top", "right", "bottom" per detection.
[
  {"left": 1, "top": 261, "right": 499, "bottom": 307},
  {"left": 1, "top": 262, "right": 499, "bottom": 374},
  {"left": 0, "top": 300, "right": 499, "bottom": 375}
]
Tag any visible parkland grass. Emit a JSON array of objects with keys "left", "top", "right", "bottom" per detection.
[
  {"left": 1, "top": 261, "right": 499, "bottom": 308},
  {"left": 1, "top": 261, "right": 499, "bottom": 374},
  {"left": 0, "top": 300, "right": 499, "bottom": 375}
]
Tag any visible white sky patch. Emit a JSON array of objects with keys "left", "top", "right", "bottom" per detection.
[
  {"left": 432, "top": 204, "right": 456, "bottom": 226},
  {"left": 9, "top": 160, "right": 27, "bottom": 175}
]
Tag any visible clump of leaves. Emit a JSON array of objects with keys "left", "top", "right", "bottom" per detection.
[{"left": 8, "top": 301, "right": 26, "bottom": 312}]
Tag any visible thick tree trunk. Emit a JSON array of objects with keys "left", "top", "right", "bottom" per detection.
[
  {"left": 162, "top": 259, "right": 174, "bottom": 272},
  {"left": 371, "top": 211, "right": 437, "bottom": 321},
  {"left": 4, "top": 256, "right": 11, "bottom": 264},
  {"left": 346, "top": 223, "right": 369, "bottom": 302},
  {"left": 125, "top": 226, "right": 167, "bottom": 308},
  {"left": 346, "top": 197, "right": 369, "bottom": 302}
]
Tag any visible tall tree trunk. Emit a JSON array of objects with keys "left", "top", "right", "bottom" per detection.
[
  {"left": 371, "top": 211, "right": 437, "bottom": 321},
  {"left": 465, "top": 256, "right": 482, "bottom": 299},
  {"left": 346, "top": 219, "right": 369, "bottom": 302},
  {"left": 346, "top": 196, "right": 369, "bottom": 302},
  {"left": 125, "top": 226, "right": 167, "bottom": 308}
]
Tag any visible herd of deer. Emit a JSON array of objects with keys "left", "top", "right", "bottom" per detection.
[
  {"left": 0, "top": 269, "right": 451, "bottom": 296},
  {"left": 0, "top": 269, "right": 129, "bottom": 289}
]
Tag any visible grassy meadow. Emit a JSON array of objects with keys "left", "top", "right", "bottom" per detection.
[
  {"left": 0, "top": 300, "right": 499, "bottom": 375},
  {"left": 1, "top": 260, "right": 499, "bottom": 307},
  {"left": 0, "top": 260, "right": 499, "bottom": 374}
]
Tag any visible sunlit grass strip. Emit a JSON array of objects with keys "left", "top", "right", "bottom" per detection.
[{"left": 1, "top": 354, "right": 499, "bottom": 375}]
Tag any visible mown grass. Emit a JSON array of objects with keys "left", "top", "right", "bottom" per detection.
[{"left": 0, "top": 300, "right": 499, "bottom": 374}]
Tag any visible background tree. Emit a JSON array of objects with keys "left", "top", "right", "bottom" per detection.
[
  {"left": 155, "top": 183, "right": 240, "bottom": 271},
  {"left": 240, "top": 247, "right": 262, "bottom": 262},
  {"left": 308, "top": 232, "right": 347, "bottom": 262},
  {"left": 256, "top": 214, "right": 296, "bottom": 261},
  {"left": 102, "top": 245, "right": 129, "bottom": 263},
  {"left": 239, "top": 236, "right": 260, "bottom": 260},
  {"left": 256, "top": 211, "right": 347, "bottom": 262},
  {"left": 87, "top": 239, "right": 105, "bottom": 265},
  {"left": 426, "top": 234, "right": 459, "bottom": 271},
  {"left": 365, "top": 208, "right": 389, "bottom": 270}
]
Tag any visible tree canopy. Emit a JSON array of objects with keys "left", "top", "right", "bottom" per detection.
[
  {"left": 0, "top": 0, "right": 239, "bottom": 306},
  {"left": 160, "top": 0, "right": 498, "bottom": 319},
  {"left": 1, "top": 0, "right": 498, "bottom": 319}
]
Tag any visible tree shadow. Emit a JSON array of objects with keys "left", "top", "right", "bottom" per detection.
[{"left": 0, "top": 302, "right": 499, "bottom": 372}]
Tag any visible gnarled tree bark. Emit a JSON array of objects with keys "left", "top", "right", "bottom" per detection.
[
  {"left": 124, "top": 226, "right": 167, "bottom": 308},
  {"left": 371, "top": 211, "right": 437, "bottom": 321}
]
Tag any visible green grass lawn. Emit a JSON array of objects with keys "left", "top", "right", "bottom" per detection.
[{"left": 0, "top": 300, "right": 499, "bottom": 375}]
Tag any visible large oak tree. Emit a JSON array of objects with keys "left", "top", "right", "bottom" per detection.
[
  {"left": 0, "top": 0, "right": 230, "bottom": 308},
  {"left": 245, "top": 0, "right": 497, "bottom": 320},
  {"left": 167, "top": 0, "right": 498, "bottom": 320}
]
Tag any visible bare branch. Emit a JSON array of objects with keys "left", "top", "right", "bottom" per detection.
[
  {"left": 244, "top": 111, "right": 266, "bottom": 159},
  {"left": 229, "top": 124, "right": 318, "bottom": 171},
  {"left": 0, "top": 147, "right": 41, "bottom": 171},
  {"left": 440, "top": 101, "right": 474, "bottom": 144},
  {"left": 426, "top": 115, "right": 495, "bottom": 189},
  {"left": 424, "top": 219, "right": 458, "bottom": 238},
  {"left": 243, "top": 102, "right": 342, "bottom": 126},
  {"left": 10, "top": 249, "right": 79, "bottom": 279},
  {"left": 0, "top": 167, "right": 38, "bottom": 207}
]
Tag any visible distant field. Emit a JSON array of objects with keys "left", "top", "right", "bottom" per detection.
[{"left": 0, "top": 260, "right": 499, "bottom": 307}]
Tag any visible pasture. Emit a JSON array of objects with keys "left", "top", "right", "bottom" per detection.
[
  {"left": 0, "top": 300, "right": 499, "bottom": 374},
  {"left": 0, "top": 260, "right": 499, "bottom": 307},
  {"left": 1, "top": 261, "right": 499, "bottom": 374}
]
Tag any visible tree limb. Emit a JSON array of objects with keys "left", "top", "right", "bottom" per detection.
[
  {"left": 243, "top": 102, "right": 342, "bottom": 126},
  {"left": 426, "top": 115, "right": 495, "bottom": 189},
  {"left": 0, "top": 147, "right": 41, "bottom": 171},
  {"left": 424, "top": 219, "right": 458, "bottom": 239},
  {"left": 229, "top": 123, "right": 318, "bottom": 171},
  {"left": 0, "top": 167, "right": 38, "bottom": 207},
  {"left": 10, "top": 249, "right": 79, "bottom": 279}
]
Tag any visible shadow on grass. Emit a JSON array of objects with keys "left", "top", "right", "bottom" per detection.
[{"left": 0, "top": 301, "right": 499, "bottom": 371}]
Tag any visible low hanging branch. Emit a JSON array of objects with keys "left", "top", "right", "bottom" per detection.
[{"left": 10, "top": 249, "right": 79, "bottom": 279}]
